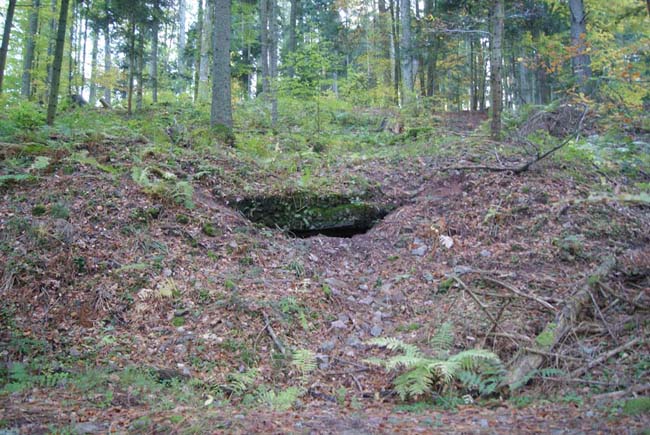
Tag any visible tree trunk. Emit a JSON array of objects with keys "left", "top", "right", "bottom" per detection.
[
  {"left": 127, "top": 17, "right": 135, "bottom": 116},
  {"left": 287, "top": 0, "right": 297, "bottom": 77},
  {"left": 269, "top": 0, "right": 278, "bottom": 126},
  {"left": 260, "top": 0, "right": 269, "bottom": 97},
  {"left": 21, "top": 0, "right": 40, "bottom": 99},
  {"left": 0, "top": 0, "right": 17, "bottom": 94},
  {"left": 211, "top": 0, "right": 233, "bottom": 129},
  {"left": 89, "top": 27, "right": 99, "bottom": 106},
  {"left": 79, "top": 7, "right": 88, "bottom": 94},
  {"left": 399, "top": 0, "right": 412, "bottom": 106},
  {"left": 103, "top": 0, "right": 112, "bottom": 105},
  {"left": 199, "top": 0, "right": 211, "bottom": 101},
  {"left": 46, "top": 0, "right": 71, "bottom": 125},
  {"left": 568, "top": 0, "right": 592, "bottom": 94},
  {"left": 489, "top": 0, "right": 504, "bottom": 140},
  {"left": 136, "top": 27, "right": 144, "bottom": 110},
  {"left": 389, "top": 0, "right": 400, "bottom": 103},
  {"left": 178, "top": 0, "right": 187, "bottom": 77},
  {"left": 152, "top": 0, "right": 160, "bottom": 103},
  {"left": 193, "top": 0, "right": 202, "bottom": 102},
  {"left": 45, "top": 0, "right": 57, "bottom": 102}
]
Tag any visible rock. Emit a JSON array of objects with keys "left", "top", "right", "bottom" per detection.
[
  {"left": 74, "top": 422, "right": 108, "bottom": 434},
  {"left": 480, "top": 249, "right": 492, "bottom": 258},
  {"left": 452, "top": 265, "right": 473, "bottom": 275},
  {"left": 370, "top": 325, "right": 383, "bottom": 337},
  {"left": 359, "top": 296, "right": 374, "bottom": 305},
  {"left": 346, "top": 335, "right": 362, "bottom": 348},
  {"left": 337, "top": 313, "right": 350, "bottom": 323},
  {"left": 316, "top": 354, "right": 330, "bottom": 370},
  {"left": 320, "top": 340, "right": 336, "bottom": 352},
  {"left": 163, "top": 268, "right": 173, "bottom": 277},
  {"left": 358, "top": 284, "right": 369, "bottom": 291},
  {"left": 422, "top": 272, "right": 434, "bottom": 283},
  {"left": 331, "top": 320, "right": 347, "bottom": 330},
  {"left": 411, "top": 245, "right": 428, "bottom": 256}
]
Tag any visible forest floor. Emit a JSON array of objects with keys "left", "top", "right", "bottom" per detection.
[{"left": 1, "top": 105, "right": 649, "bottom": 434}]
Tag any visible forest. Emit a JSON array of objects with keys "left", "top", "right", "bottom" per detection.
[{"left": 0, "top": 0, "right": 649, "bottom": 432}]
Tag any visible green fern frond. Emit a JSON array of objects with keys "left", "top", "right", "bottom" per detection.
[
  {"left": 394, "top": 365, "right": 434, "bottom": 400},
  {"left": 258, "top": 387, "right": 302, "bottom": 411},
  {"left": 384, "top": 354, "right": 427, "bottom": 370},
  {"left": 226, "top": 368, "right": 258, "bottom": 395},
  {"left": 367, "top": 337, "right": 422, "bottom": 357},
  {"left": 292, "top": 349, "right": 317, "bottom": 376},
  {"left": 430, "top": 322, "right": 455, "bottom": 352},
  {"left": 448, "top": 349, "right": 500, "bottom": 371}
]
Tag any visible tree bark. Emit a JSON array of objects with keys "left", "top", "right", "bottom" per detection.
[
  {"left": 178, "top": 0, "right": 187, "bottom": 77},
  {"left": 490, "top": 0, "right": 504, "bottom": 140},
  {"left": 568, "top": 0, "right": 592, "bottom": 94},
  {"left": 269, "top": 0, "right": 278, "bottom": 126},
  {"left": 399, "top": 0, "right": 412, "bottom": 106},
  {"left": 103, "top": 0, "right": 112, "bottom": 105},
  {"left": 193, "top": 0, "right": 203, "bottom": 102},
  {"left": 136, "top": 27, "right": 144, "bottom": 110},
  {"left": 89, "top": 27, "right": 99, "bottom": 106},
  {"left": 127, "top": 17, "right": 135, "bottom": 116},
  {"left": 21, "top": 0, "right": 40, "bottom": 99},
  {"left": 287, "top": 0, "right": 298, "bottom": 77},
  {"left": 46, "top": 0, "right": 71, "bottom": 125},
  {"left": 0, "top": 0, "right": 17, "bottom": 94},
  {"left": 199, "top": 0, "right": 211, "bottom": 101},
  {"left": 151, "top": 0, "right": 160, "bottom": 103},
  {"left": 211, "top": 0, "right": 233, "bottom": 129}
]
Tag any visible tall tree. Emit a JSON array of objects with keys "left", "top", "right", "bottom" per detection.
[
  {"left": 211, "top": 0, "right": 233, "bottom": 128},
  {"left": 47, "top": 0, "right": 71, "bottom": 125},
  {"left": 568, "top": 0, "right": 591, "bottom": 93},
  {"left": 490, "top": 0, "right": 504, "bottom": 139},
  {"left": 103, "top": 0, "right": 112, "bottom": 105},
  {"left": 198, "top": 0, "right": 211, "bottom": 101},
  {"left": 89, "top": 27, "right": 99, "bottom": 105},
  {"left": 0, "top": 0, "right": 17, "bottom": 94},
  {"left": 151, "top": 0, "right": 161, "bottom": 103},
  {"left": 399, "top": 0, "right": 412, "bottom": 105},
  {"left": 21, "top": 0, "right": 41, "bottom": 99},
  {"left": 193, "top": 0, "right": 203, "bottom": 102},
  {"left": 177, "top": 0, "right": 187, "bottom": 78}
]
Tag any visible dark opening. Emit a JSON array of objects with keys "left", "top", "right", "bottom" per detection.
[{"left": 228, "top": 193, "right": 393, "bottom": 238}]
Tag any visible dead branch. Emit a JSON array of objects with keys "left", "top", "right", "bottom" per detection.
[
  {"left": 502, "top": 255, "right": 617, "bottom": 390},
  {"left": 480, "top": 276, "right": 556, "bottom": 312},
  {"left": 592, "top": 383, "right": 650, "bottom": 401},
  {"left": 442, "top": 105, "right": 588, "bottom": 174},
  {"left": 571, "top": 337, "right": 642, "bottom": 378},
  {"left": 262, "top": 311, "right": 286, "bottom": 356}
]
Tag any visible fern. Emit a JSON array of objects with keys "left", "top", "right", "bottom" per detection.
[
  {"left": 430, "top": 322, "right": 454, "bottom": 352},
  {"left": 511, "top": 367, "right": 565, "bottom": 390},
  {"left": 292, "top": 349, "right": 317, "bottom": 378},
  {"left": 367, "top": 328, "right": 504, "bottom": 400},
  {"left": 225, "top": 368, "right": 258, "bottom": 396},
  {"left": 258, "top": 386, "right": 302, "bottom": 411}
]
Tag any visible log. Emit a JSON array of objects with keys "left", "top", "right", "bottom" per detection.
[
  {"left": 503, "top": 256, "right": 616, "bottom": 390},
  {"left": 99, "top": 97, "right": 112, "bottom": 109}
]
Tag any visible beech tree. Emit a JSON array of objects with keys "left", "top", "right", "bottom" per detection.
[{"left": 0, "top": 0, "right": 17, "bottom": 94}]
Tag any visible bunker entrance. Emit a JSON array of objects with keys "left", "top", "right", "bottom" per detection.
[{"left": 230, "top": 193, "right": 393, "bottom": 238}]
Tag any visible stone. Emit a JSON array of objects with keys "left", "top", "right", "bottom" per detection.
[
  {"left": 411, "top": 245, "right": 428, "bottom": 256},
  {"left": 359, "top": 296, "right": 374, "bottom": 305},
  {"left": 320, "top": 340, "right": 336, "bottom": 352},
  {"left": 370, "top": 325, "right": 383, "bottom": 337},
  {"left": 346, "top": 335, "right": 362, "bottom": 348},
  {"left": 331, "top": 320, "right": 347, "bottom": 330},
  {"left": 74, "top": 422, "right": 108, "bottom": 434},
  {"left": 480, "top": 249, "right": 492, "bottom": 258},
  {"left": 422, "top": 272, "right": 434, "bottom": 283}
]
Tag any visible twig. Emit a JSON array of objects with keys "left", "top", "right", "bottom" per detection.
[
  {"left": 351, "top": 374, "right": 363, "bottom": 392},
  {"left": 442, "top": 105, "right": 588, "bottom": 174},
  {"left": 333, "top": 357, "right": 368, "bottom": 370},
  {"left": 522, "top": 347, "right": 581, "bottom": 362},
  {"left": 587, "top": 289, "right": 617, "bottom": 343},
  {"left": 262, "top": 311, "right": 286, "bottom": 356},
  {"left": 571, "top": 337, "right": 642, "bottom": 378},
  {"left": 480, "top": 276, "right": 556, "bottom": 312}
]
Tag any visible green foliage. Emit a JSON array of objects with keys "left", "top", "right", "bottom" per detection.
[
  {"left": 622, "top": 397, "right": 650, "bottom": 416},
  {"left": 131, "top": 166, "right": 194, "bottom": 209},
  {"left": 510, "top": 368, "right": 565, "bottom": 390},
  {"left": 257, "top": 386, "right": 303, "bottom": 411},
  {"left": 535, "top": 323, "right": 557, "bottom": 348},
  {"left": 292, "top": 349, "right": 317, "bottom": 380},
  {"left": 225, "top": 368, "right": 258, "bottom": 396},
  {"left": 367, "top": 327, "right": 504, "bottom": 401}
]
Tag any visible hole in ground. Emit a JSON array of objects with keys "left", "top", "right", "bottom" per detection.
[{"left": 229, "top": 192, "right": 395, "bottom": 238}]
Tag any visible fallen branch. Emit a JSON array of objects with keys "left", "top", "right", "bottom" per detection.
[
  {"left": 442, "top": 105, "right": 588, "bottom": 174},
  {"left": 571, "top": 337, "right": 642, "bottom": 378},
  {"left": 502, "top": 255, "right": 617, "bottom": 390},
  {"left": 262, "top": 311, "right": 286, "bottom": 356},
  {"left": 591, "top": 383, "right": 650, "bottom": 401},
  {"left": 480, "top": 276, "right": 556, "bottom": 312}
]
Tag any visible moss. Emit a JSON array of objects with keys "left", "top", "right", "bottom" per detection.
[
  {"left": 176, "top": 214, "right": 190, "bottom": 224},
  {"left": 202, "top": 222, "right": 220, "bottom": 237}
]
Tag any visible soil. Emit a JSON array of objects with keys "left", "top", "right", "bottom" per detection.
[{"left": 1, "top": 112, "right": 648, "bottom": 434}]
